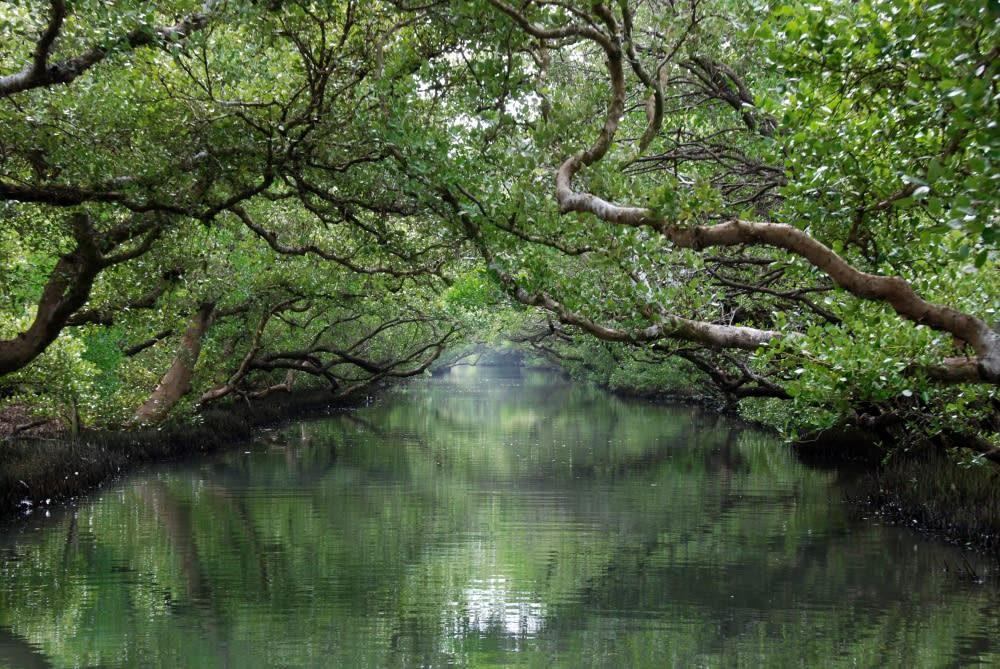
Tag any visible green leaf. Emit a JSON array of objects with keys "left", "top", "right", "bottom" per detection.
[{"left": 926, "top": 159, "right": 943, "bottom": 183}]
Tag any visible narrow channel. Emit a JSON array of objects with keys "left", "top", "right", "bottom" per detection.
[{"left": 2, "top": 367, "right": 998, "bottom": 667}]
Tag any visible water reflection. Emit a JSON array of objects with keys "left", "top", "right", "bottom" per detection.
[
  {"left": 451, "top": 577, "right": 546, "bottom": 638},
  {"left": 1, "top": 367, "right": 999, "bottom": 668}
]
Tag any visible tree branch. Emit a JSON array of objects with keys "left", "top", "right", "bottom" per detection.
[
  {"left": 528, "top": 12, "right": 1000, "bottom": 384},
  {"left": 0, "top": 1, "right": 220, "bottom": 98}
]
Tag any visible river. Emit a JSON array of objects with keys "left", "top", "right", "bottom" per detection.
[{"left": 1, "top": 367, "right": 999, "bottom": 667}]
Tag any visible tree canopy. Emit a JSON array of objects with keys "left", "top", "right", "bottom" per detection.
[{"left": 1, "top": 0, "right": 997, "bottom": 458}]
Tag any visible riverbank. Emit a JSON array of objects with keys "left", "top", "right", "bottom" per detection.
[
  {"left": 855, "top": 448, "right": 1000, "bottom": 556},
  {"left": 792, "top": 427, "right": 1000, "bottom": 557},
  {"left": 4, "top": 375, "right": 1000, "bottom": 561},
  {"left": 0, "top": 389, "right": 367, "bottom": 519}
]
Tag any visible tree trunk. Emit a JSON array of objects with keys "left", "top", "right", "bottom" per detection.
[
  {"left": 0, "top": 214, "right": 102, "bottom": 375},
  {"left": 0, "top": 212, "right": 163, "bottom": 376},
  {"left": 133, "top": 301, "right": 216, "bottom": 424}
]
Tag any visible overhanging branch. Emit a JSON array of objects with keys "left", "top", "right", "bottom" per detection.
[{"left": 1, "top": 0, "right": 220, "bottom": 98}]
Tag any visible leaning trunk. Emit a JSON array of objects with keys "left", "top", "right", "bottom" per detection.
[{"left": 133, "top": 302, "right": 216, "bottom": 424}]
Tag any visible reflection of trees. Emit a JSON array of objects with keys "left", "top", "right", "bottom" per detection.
[
  {"left": 2, "top": 370, "right": 1000, "bottom": 666},
  {"left": 333, "top": 373, "right": 732, "bottom": 488},
  {"left": 137, "top": 482, "right": 212, "bottom": 604},
  {"left": 0, "top": 628, "right": 54, "bottom": 669}
]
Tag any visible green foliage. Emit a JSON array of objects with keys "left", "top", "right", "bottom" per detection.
[
  {"left": 607, "top": 355, "right": 706, "bottom": 399},
  {"left": 0, "top": 313, "right": 98, "bottom": 431},
  {"left": 646, "top": 174, "right": 724, "bottom": 223},
  {"left": 1, "top": 0, "right": 997, "bottom": 459},
  {"left": 759, "top": 0, "right": 1000, "bottom": 252}
]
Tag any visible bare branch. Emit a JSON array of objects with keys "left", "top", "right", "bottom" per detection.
[
  {"left": 122, "top": 329, "right": 175, "bottom": 357},
  {"left": 199, "top": 297, "right": 308, "bottom": 404}
]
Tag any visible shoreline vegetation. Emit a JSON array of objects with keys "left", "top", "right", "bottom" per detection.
[
  {"left": 0, "top": 389, "right": 367, "bottom": 522},
  {"left": 2, "top": 0, "right": 998, "bottom": 570},
  {"left": 1, "top": 365, "right": 997, "bottom": 561}
]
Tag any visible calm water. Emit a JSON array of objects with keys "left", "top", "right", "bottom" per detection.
[{"left": 2, "top": 367, "right": 999, "bottom": 668}]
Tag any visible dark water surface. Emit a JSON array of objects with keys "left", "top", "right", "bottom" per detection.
[{"left": 2, "top": 368, "right": 999, "bottom": 668}]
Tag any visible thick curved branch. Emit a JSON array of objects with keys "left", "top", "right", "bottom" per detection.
[
  {"left": 443, "top": 184, "right": 783, "bottom": 352},
  {"left": 566, "top": 162, "right": 1000, "bottom": 381},
  {"left": 672, "top": 219, "right": 997, "bottom": 382},
  {"left": 619, "top": 1, "right": 662, "bottom": 153},
  {"left": 534, "top": 13, "right": 999, "bottom": 383},
  {"left": 0, "top": 181, "right": 181, "bottom": 215},
  {"left": 622, "top": 0, "right": 704, "bottom": 154},
  {"left": 0, "top": 215, "right": 115, "bottom": 373},
  {"left": 0, "top": 212, "right": 167, "bottom": 374},
  {"left": 508, "top": 281, "right": 782, "bottom": 350}
]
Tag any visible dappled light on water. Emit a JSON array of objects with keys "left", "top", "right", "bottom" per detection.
[{"left": 451, "top": 577, "right": 546, "bottom": 638}]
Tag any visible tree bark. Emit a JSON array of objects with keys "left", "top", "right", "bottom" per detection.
[
  {"left": 525, "top": 4, "right": 1000, "bottom": 385},
  {"left": 0, "top": 214, "right": 103, "bottom": 375},
  {"left": 133, "top": 302, "right": 216, "bottom": 424},
  {"left": 0, "top": 212, "right": 164, "bottom": 375}
]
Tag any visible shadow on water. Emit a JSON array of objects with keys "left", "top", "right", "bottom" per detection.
[{"left": 0, "top": 628, "right": 56, "bottom": 669}]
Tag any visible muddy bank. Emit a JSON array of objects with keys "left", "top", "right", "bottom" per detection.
[
  {"left": 0, "top": 389, "right": 368, "bottom": 520},
  {"left": 792, "top": 426, "right": 1000, "bottom": 557},
  {"left": 855, "top": 449, "right": 1000, "bottom": 556}
]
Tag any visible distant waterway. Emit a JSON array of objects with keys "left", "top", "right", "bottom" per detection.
[{"left": 2, "top": 367, "right": 999, "bottom": 668}]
